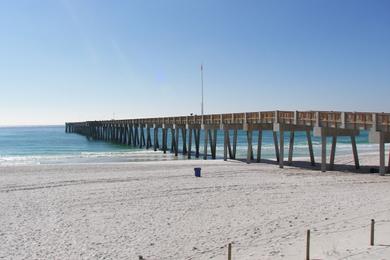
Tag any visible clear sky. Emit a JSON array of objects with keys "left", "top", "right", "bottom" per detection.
[{"left": 0, "top": 0, "right": 389, "bottom": 125}]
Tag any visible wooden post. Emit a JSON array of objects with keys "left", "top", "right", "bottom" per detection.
[
  {"left": 306, "top": 229, "right": 310, "bottom": 260},
  {"left": 162, "top": 128, "right": 167, "bottom": 154},
  {"left": 204, "top": 129, "right": 209, "bottom": 160},
  {"left": 170, "top": 128, "right": 174, "bottom": 153},
  {"left": 232, "top": 129, "right": 238, "bottom": 159},
  {"left": 257, "top": 129, "right": 262, "bottom": 163},
  {"left": 306, "top": 130, "right": 315, "bottom": 166},
  {"left": 212, "top": 129, "right": 217, "bottom": 159},
  {"left": 228, "top": 243, "right": 232, "bottom": 260},
  {"left": 140, "top": 127, "right": 145, "bottom": 148},
  {"left": 175, "top": 127, "right": 179, "bottom": 156},
  {"left": 370, "top": 219, "right": 375, "bottom": 246},
  {"left": 279, "top": 130, "right": 284, "bottom": 168},
  {"left": 329, "top": 136, "right": 337, "bottom": 170},
  {"left": 134, "top": 127, "right": 139, "bottom": 146},
  {"left": 321, "top": 133, "right": 327, "bottom": 172},
  {"left": 273, "top": 131, "right": 280, "bottom": 162},
  {"left": 182, "top": 128, "right": 187, "bottom": 155},
  {"left": 153, "top": 127, "right": 158, "bottom": 151},
  {"left": 224, "top": 129, "right": 228, "bottom": 161},
  {"left": 351, "top": 135, "right": 360, "bottom": 169},
  {"left": 247, "top": 130, "right": 253, "bottom": 163},
  {"left": 195, "top": 129, "right": 200, "bottom": 158},
  {"left": 288, "top": 130, "right": 295, "bottom": 165},
  {"left": 388, "top": 148, "right": 390, "bottom": 173},
  {"left": 188, "top": 128, "right": 192, "bottom": 159},
  {"left": 146, "top": 127, "right": 151, "bottom": 149},
  {"left": 226, "top": 130, "right": 232, "bottom": 159},
  {"left": 380, "top": 132, "right": 385, "bottom": 175}
]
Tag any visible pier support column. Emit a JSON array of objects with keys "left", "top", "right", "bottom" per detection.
[
  {"left": 182, "top": 128, "right": 187, "bottom": 155},
  {"left": 246, "top": 130, "right": 253, "bottom": 163},
  {"left": 204, "top": 129, "right": 209, "bottom": 160},
  {"left": 351, "top": 136, "right": 360, "bottom": 169},
  {"left": 146, "top": 127, "right": 151, "bottom": 149},
  {"left": 329, "top": 136, "right": 337, "bottom": 170},
  {"left": 257, "top": 129, "right": 262, "bottom": 163},
  {"left": 279, "top": 130, "right": 284, "bottom": 168},
  {"left": 162, "top": 128, "right": 167, "bottom": 154},
  {"left": 169, "top": 128, "right": 176, "bottom": 155},
  {"left": 273, "top": 131, "right": 280, "bottom": 162},
  {"left": 175, "top": 128, "right": 179, "bottom": 156},
  {"left": 128, "top": 125, "right": 133, "bottom": 146},
  {"left": 227, "top": 130, "right": 233, "bottom": 159},
  {"left": 306, "top": 130, "right": 315, "bottom": 166},
  {"left": 153, "top": 127, "right": 159, "bottom": 151},
  {"left": 212, "top": 129, "right": 217, "bottom": 159},
  {"left": 388, "top": 149, "right": 390, "bottom": 173},
  {"left": 224, "top": 129, "right": 228, "bottom": 161},
  {"left": 232, "top": 129, "right": 238, "bottom": 159},
  {"left": 195, "top": 129, "right": 200, "bottom": 158},
  {"left": 288, "top": 131, "right": 295, "bottom": 165},
  {"left": 380, "top": 132, "right": 385, "bottom": 175},
  {"left": 140, "top": 126, "right": 145, "bottom": 148},
  {"left": 188, "top": 128, "right": 192, "bottom": 159},
  {"left": 321, "top": 134, "right": 327, "bottom": 172},
  {"left": 133, "top": 127, "right": 138, "bottom": 146}
]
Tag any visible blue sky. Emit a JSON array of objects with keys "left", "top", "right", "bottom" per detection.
[{"left": 0, "top": 0, "right": 389, "bottom": 125}]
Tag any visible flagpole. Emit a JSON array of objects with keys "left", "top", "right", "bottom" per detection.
[{"left": 201, "top": 63, "right": 204, "bottom": 116}]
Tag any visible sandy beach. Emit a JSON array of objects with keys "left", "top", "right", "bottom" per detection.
[{"left": 1, "top": 153, "right": 390, "bottom": 260}]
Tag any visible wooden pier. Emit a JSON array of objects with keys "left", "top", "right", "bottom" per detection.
[{"left": 65, "top": 110, "right": 390, "bottom": 174}]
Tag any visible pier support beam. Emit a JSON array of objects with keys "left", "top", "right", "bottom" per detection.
[
  {"left": 224, "top": 129, "right": 228, "bottom": 161},
  {"left": 195, "top": 129, "right": 200, "bottom": 158},
  {"left": 314, "top": 127, "right": 360, "bottom": 172},
  {"left": 306, "top": 130, "right": 315, "bottom": 166},
  {"left": 182, "top": 128, "right": 187, "bottom": 155},
  {"left": 175, "top": 127, "right": 179, "bottom": 156},
  {"left": 329, "top": 136, "right": 337, "bottom": 170},
  {"left": 211, "top": 129, "right": 217, "bottom": 159},
  {"left": 146, "top": 127, "right": 151, "bottom": 149},
  {"left": 288, "top": 131, "right": 294, "bottom": 166},
  {"left": 370, "top": 130, "right": 390, "bottom": 174},
  {"left": 273, "top": 132, "right": 280, "bottom": 162},
  {"left": 351, "top": 136, "right": 360, "bottom": 169},
  {"left": 279, "top": 129, "right": 284, "bottom": 168},
  {"left": 321, "top": 134, "right": 327, "bottom": 172},
  {"left": 203, "top": 129, "right": 209, "bottom": 160},
  {"left": 188, "top": 128, "right": 193, "bottom": 159},
  {"left": 232, "top": 129, "right": 238, "bottom": 159},
  {"left": 153, "top": 127, "right": 159, "bottom": 151},
  {"left": 380, "top": 132, "right": 385, "bottom": 175},
  {"left": 140, "top": 126, "right": 145, "bottom": 148},
  {"left": 257, "top": 130, "right": 262, "bottom": 163},
  {"left": 162, "top": 128, "right": 167, "bottom": 154},
  {"left": 246, "top": 130, "right": 253, "bottom": 163}
]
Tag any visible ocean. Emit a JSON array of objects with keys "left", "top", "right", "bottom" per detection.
[{"left": 0, "top": 125, "right": 379, "bottom": 166}]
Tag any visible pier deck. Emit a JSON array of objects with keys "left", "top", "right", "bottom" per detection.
[{"left": 66, "top": 110, "right": 390, "bottom": 174}]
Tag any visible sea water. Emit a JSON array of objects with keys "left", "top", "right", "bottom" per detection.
[{"left": 0, "top": 125, "right": 379, "bottom": 165}]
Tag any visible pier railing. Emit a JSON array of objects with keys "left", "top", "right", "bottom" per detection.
[{"left": 67, "top": 110, "right": 390, "bottom": 132}]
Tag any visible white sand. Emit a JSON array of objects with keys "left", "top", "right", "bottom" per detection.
[{"left": 1, "top": 153, "right": 390, "bottom": 259}]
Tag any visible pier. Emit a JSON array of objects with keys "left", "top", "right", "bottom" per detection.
[{"left": 66, "top": 110, "right": 390, "bottom": 174}]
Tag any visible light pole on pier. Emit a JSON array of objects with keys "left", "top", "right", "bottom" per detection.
[{"left": 201, "top": 63, "right": 204, "bottom": 116}]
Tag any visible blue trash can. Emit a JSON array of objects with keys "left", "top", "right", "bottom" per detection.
[{"left": 194, "top": 167, "right": 201, "bottom": 177}]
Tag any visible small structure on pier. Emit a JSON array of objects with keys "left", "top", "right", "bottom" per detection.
[{"left": 65, "top": 110, "right": 390, "bottom": 174}]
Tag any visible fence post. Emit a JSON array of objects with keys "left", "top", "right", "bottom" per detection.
[
  {"left": 306, "top": 229, "right": 310, "bottom": 260},
  {"left": 370, "top": 219, "right": 375, "bottom": 246},
  {"left": 228, "top": 243, "right": 232, "bottom": 260}
]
